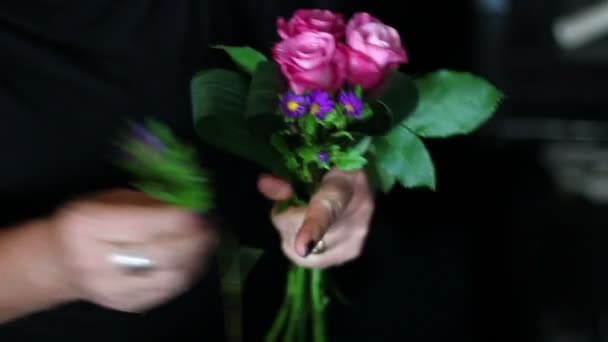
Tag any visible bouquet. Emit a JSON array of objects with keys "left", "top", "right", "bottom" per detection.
[{"left": 190, "top": 9, "right": 503, "bottom": 341}]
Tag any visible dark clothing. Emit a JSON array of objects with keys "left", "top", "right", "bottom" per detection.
[{"left": 0, "top": 1, "right": 468, "bottom": 341}]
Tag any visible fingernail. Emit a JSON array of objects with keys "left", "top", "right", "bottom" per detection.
[{"left": 304, "top": 240, "right": 317, "bottom": 257}]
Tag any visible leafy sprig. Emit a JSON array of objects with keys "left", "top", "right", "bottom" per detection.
[
  {"left": 271, "top": 88, "right": 371, "bottom": 187},
  {"left": 115, "top": 119, "right": 215, "bottom": 212}
]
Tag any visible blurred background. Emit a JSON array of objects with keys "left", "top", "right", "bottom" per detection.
[
  {"left": 390, "top": 0, "right": 608, "bottom": 341},
  {"left": 246, "top": 1, "right": 608, "bottom": 341}
]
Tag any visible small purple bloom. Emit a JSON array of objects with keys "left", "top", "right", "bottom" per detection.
[
  {"left": 338, "top": 90, "right": 363, "bottom": 118},
  {"left": 280, "top": 92, "right": 308, "bottom": 118},
  {"left": 130, "top": 123, "right": 165, "bottom": 151},
  {"left": 308, "top": 90, "right": 334, "bottom": 119},
  {"left": 318, "top": 151, "right": 330, "bottom": 164}
]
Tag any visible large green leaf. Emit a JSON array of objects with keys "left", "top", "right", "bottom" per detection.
[
  {"left": 371, "top": 126, "right": 436, "bottom": 191},
  {"left": 353, "top": 71, "right": 418, "bottom": 136},
  {"left": 245, "top": 61, "right": 287, "bottom": 137},
  {"left": 365, "top": 154, "right": 396, "bottom": 194},
  {"left": 191, "top": 69, "right": 289, "bottom": 177},
  {"left": 404, "top": 70, "right": 504, "bottom": 138},
  {"left": 213, "top": 45, "right": 268, "bottom": 75},
  {"left": 369, "top": 70, "right": 419, "bottom": 124}
]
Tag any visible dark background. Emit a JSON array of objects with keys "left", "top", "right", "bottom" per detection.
[{"left": 244, "top": 1, "right": 608, "bottom": 341}]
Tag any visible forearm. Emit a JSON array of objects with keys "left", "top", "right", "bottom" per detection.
[{"left": 0, "top": 219, "right": 73, "bottom": 323}]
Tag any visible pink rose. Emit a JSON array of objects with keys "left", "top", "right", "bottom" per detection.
[
  {"left": 346, "top": 12, "right": 381, "bottom": 36},
  {"left": 345, "top": 12, "right": 408, "bottom": 89},
  {"left": 273, "top": 31, "right": 347, "bottom": 94},
  {"left": 277, "top": 9, "right": 345, "bottom": 39}
]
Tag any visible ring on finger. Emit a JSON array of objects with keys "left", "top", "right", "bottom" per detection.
[
  {"left": 109, "top": 249, "right": 155, "bottom": 275},
  {"left": 310, "top": 239, "right": 327, "bottom": 255}
]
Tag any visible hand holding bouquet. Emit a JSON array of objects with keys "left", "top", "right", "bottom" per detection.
[{"left": 190, "top": 9, "right": 503, "bottom": 341}]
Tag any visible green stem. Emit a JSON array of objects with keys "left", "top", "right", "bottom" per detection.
[
  {"left": 265, "top": 268, "right": 296, "bottom": 342},
  {"left": 311, "top": 269, "right": 327, "bottom": 342},
  {"left": 284, "top": 266, "right": 307, "bottom": 342}
]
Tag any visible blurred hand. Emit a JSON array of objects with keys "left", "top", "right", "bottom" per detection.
[
  {"left": 50, "top": 189, "right": 217, "bottom": 312},
  {"left": 258, "top": 169, "right": 374, "bottom": 269}
]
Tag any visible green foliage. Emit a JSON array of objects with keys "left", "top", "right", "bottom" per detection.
[
  {"left": 193, "top": 49, "right": 504, "bottom": 196},
  {"left": 245, "top": 62, "right": 288, "bottom": 137},
  {"left": 191, "top": 68, "right": 290, "bottom": 179},
  {"left": 300, "top": 114, "right": 317, "bottom": 138},
  {"left": 117, "top": 120, "right": 214, "bottom": 212},
  {"left": 354, "top": 71, "right": 418, "bottom": 136},
  {"left": 404, "top": 70, "right": 504, "bottom": 137},
  {"left": 370, "top": 125, "right": 436, "bottom": 192},
  {"left": 332, "top": 149, "right": 367, "bottom": 170},
  {"left": 213, "top": 45, "right": 268, "bottom": 75}
]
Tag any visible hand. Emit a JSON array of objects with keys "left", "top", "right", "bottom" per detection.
[
  {"left": 258, "top": 169, "right": 374, "bottom": 269},
  {"left": 49, "top": 189, "right": 217, "bottom": 312}
]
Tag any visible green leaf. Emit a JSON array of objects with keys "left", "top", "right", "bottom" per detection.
[
  {"left": 365, "top": 155, "right": 396, "bottom": 193},
  {"left": 352, "top": 136, "right": 372, "bottom": 155},
  {"left": 354, "top": 85, "right": 363, "bottom": 98},
  {"left": 191, "top": 69, "right": 290, "bottom": 178},
  {"left": 372, "top": 126, "right": 436, "bottom": 191},
  {"left": 271, "top": 133, "right": 299, "bottom": 172},
  {"left": 297, "top": 145, "right": 318, "bottom": 164},
  {"left": 354, "top": 71, "right": 418, "bottom": 135},
  {"left": 271, "top": 133, "right": 290, "bottom": 157},
  {"left": 325, "top": 111, "right": 346, "bottom": 130},
  {"left": 286, "top": 156, "right": 299, "bottom": 171},
  {"left": 330, "top": 131, "right": 354, "bottom": 140},
  {"left": 213, "top": 45, "right": 268, "bottom": 75},
  {"left": 245, "top": 62, "right": 287, "bottom": 136},
  {"left": 404, "top": 70, "right": 504, "bottom": 138},
  {"left": 300, "top": 165, "right": 312, "bottom": 183},
  {"left": 361, "top": 104, "right": 373, "bottom": 120},
  {"left": 300, "top": 114, "right": 317, "bottom": 138},
  {"left": 332, "top": 149, "right": 367, "bottom": 170}
]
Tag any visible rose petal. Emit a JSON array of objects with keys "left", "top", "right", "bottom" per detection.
[
  {"left": 277, "top": 17, "right": 291, "bottom": 40},
  {"left": 346, "top": 12, "right": 381, "bottom": 36},
  {"left": 345, "top": 47, "right": 385, "bottom": 90}
]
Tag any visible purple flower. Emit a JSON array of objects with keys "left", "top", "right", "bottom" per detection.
[
  {"left": 338, "top": 90, "right": 363, "bottom": 118},
  {"left": 129, "top": 123, "right": 165, "bottom": 151},
  {"left": 318, "top": 151, "right": 330, "bottom": 164},
  {"left": 308, "top": 90, "right": 334, "bottom": 119},
  {"left": 280, "top": 92, "right": 309, "bottom": 118}
]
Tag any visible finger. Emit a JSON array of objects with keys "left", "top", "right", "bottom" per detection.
[
  {"left": 271, "top": 205, "right": 307, "bottom": 243},
  {"left": 294, "top": 173, "right": 354, "bottom": 257},
  {"left": 281, "top": 231, "right": 361, "bottom": 269},
  {"left": 106, "top": 229, "right": 216, "bottom": 271},
  {"left": 257, "top": 174, "right": 294, "bottom": 201},
  {"left": 73, "top": 204, "right": 204, "bottom": 243}
]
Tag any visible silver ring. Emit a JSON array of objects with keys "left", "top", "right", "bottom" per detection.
[
  {"left": 311, "top": 239, "right": 327, "bottom": 255},
  {"left": 109, "top": 251, "right": 155, "bottom": 274}
]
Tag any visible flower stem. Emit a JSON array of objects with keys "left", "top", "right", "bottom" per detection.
[
  {"left": 284, "top": 266, "right": 307, "bottom": 342},
  {"left": 311, "top": 268, "right": 327, "bottom": 342},
  {"left": 265, "top": 267, "right": 296, "bottom": 342}
]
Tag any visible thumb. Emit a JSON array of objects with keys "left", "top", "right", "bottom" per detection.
[
  {"left": 294, "top": 172, "right": 354, "bottom": 257},
  {"left": 257, "top": 174, "right": 294, "bottom": 201}
]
